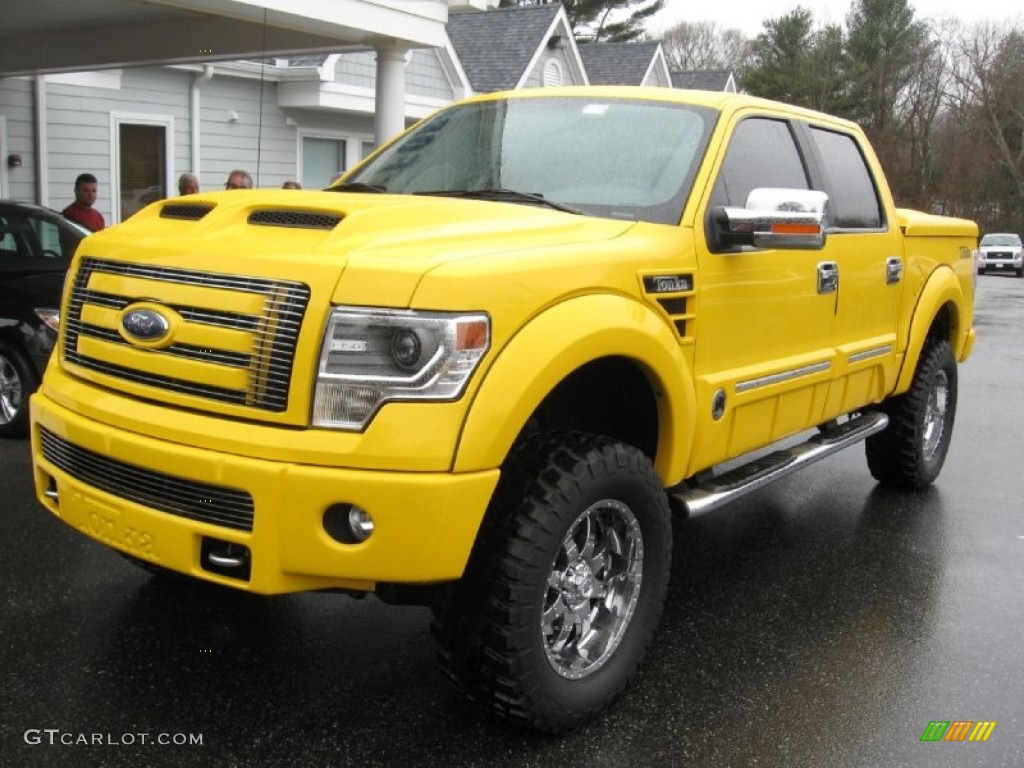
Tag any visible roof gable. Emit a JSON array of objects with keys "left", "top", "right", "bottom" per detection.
[
  {"left": 446, "top": 4, "right": 562, "bottom": 92},
  {"left": 578, "top": 41, "right": 664, "bottom": 86},
  {"left": 670, "top": 69, "right": 737, "bottom": 92}
]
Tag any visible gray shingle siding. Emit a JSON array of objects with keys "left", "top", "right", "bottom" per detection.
[
  {"left": 408, "top": 49, "right": 455, "bottom": 99},
  {"left": 522, "top": 47, "right": 575, "bottom": 88},
  {"left": 335, "top": 52, "right": 377, "bottom": 89}
]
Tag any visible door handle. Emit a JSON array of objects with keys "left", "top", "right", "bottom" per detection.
[
  {"left": 886, "top": 256, "right": 903, "bottom": 284},
  {"left": 817, "top": 261, "right": 839, "bottom": 294}
]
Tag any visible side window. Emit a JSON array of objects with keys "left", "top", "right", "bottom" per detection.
[
  {"left": 809, "top": 127, "right": 883, "bottom": 229},
  {"left": 712, "top": 117, "right": 809, "bottom": 208},
  {"left": 0, "top": 221, "right": 18, "bottom": 264},
  {"left": 0, "top": 215, "right": 28, "bottom": 265},
  {"left": 31, "top": 218, "right": 73, "bottom": 262}
]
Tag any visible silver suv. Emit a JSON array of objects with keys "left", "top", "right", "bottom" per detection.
[{"left": 978, "top": 233, "right": 1023, "bottom": 277}]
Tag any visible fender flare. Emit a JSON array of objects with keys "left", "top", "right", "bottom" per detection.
[
  {"left": 896, "top": 266, "right": 968, "bottom": 393},
  {"left": 453, "top": 293, "right": 696, "bottom": 482}
]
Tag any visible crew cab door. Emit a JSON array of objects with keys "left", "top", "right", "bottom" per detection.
[
  {"left": 690, "top": 114, "right": 838, "bottom": 469},
  {"left": 801, "top": 123, "right": 903, "bottom": 415}
]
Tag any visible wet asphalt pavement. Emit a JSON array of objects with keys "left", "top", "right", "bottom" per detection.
[{"left": 2, "top": 276, "right": 1023, "bottom": 768}]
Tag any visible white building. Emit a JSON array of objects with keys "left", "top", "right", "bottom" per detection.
[{"left": 0, "top": 1, "right": 727, "bottom": 225}]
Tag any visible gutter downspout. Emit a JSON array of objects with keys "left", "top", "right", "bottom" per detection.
[
  {"left": 190, "top": 65, "right": 214, "bottom": 189},
  {"left": 34, "top": 75, "right": 48, "bottom": 207}
]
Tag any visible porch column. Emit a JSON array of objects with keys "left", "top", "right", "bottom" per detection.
[{"left": 374, "top": 45, "right": 408, "bottom": 146}]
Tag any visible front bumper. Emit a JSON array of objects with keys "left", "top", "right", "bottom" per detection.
[{"left": 31, "top": 394, "right": 499, "bottom": 594}]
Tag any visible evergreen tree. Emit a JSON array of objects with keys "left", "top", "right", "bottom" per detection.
[
  {"left": 739, "top": 8, "right": 852, "bottom": 114},
  {"left": 844, "top": 0, "right": 930, "bottom": 135}
]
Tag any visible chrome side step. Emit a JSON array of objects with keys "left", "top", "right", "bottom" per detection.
[{"left": 672, "top": 411, "right": 889, "bottom": 518}]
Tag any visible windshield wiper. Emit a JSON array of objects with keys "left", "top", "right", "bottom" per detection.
[
  {"left": 413, "top": 188, "right": 582, "bottom": 215},
  {"left": 330, "top": 182, "right": 388, "bottom": 193}
]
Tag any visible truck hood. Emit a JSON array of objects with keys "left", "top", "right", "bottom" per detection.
[
  {"left": 978, "top": 242, "right": 1022, "bottom": 254},
  {"left": 101, "top": 190, "right": 636, "bottom": 307},
  {"left": 55, "top": 190, "right": 639, "bottom": 429}
]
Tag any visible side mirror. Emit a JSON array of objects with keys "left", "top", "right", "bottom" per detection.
[{"left": 713, "top": 188, "right": 829, "bottom": 250}]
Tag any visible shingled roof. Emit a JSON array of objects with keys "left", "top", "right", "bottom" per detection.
[
  {"left": 446, "top": 4, "right": 561, "bottom": 92},
  {"left": 578, "top": 41, "right": 662, "bottom": 85},
  {"left": 670, "top": 69, "right": 737, "bottom": 92}
]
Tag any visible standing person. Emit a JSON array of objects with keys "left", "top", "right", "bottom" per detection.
[
  {"left": 225, "top": 170, "right": 253, "bottom": 190},
  {"left": 62, "top": 173, "right": 105, "bottom": 232},
  {"left": 282, "top": 180, "right": 302, "bottom": 189},
  {"left": 178, "top": 173, "right": 200, "bottom": 195}
]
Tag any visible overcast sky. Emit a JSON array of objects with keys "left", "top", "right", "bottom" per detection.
[{"left": 650, "top": 0, "right": 1023, "bottom": 37}]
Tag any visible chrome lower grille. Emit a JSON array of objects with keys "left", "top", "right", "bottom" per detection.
[
  {"left": 63, "top": 258, "right": 311, "bottom": 412},
  {"left": 39, "top": 427, "right": 255, "bottom": 532}
]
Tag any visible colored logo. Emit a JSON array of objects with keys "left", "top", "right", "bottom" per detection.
[
  {"left": 920, "top": 721, "right": 997, "bottom": 742},
  {"left": 121, "top": 308, "right": 170, "bottom": 342}
]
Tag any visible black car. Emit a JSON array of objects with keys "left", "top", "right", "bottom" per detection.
[{"left": 0, "top": 201, "right": 88, "bottom": 437}]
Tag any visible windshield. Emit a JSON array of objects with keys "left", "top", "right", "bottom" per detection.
[
  {"left": 341, "top": 97, "right": 716, "bottom": 225},
  {"left": 980, "top": 234, "right": 1021, "bottom": 247}
]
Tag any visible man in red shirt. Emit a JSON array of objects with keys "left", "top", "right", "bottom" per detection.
[{"left": 62, "top": 173, "right": 106, "bottom": 232}]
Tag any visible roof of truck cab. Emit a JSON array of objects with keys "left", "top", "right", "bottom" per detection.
[{"left": 460, "top": 86, "right": 861, "bottom": 131}]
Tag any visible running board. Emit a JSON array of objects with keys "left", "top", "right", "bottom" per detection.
[{"left": 672, "top": 411, "right": 889, "bottom": 518}]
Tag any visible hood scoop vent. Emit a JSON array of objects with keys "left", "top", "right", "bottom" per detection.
[
  {"left": 160, "top": 203, "right": 215, "bottom": 221},
  {"left": 248, "top": 209, "right": 342, "bottom": 230}
]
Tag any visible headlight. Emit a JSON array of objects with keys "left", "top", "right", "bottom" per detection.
[{"left": 312, "top": 307, "right": 490, "bottom": 430}]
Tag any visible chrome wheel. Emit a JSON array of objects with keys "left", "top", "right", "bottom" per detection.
[
  {"left": 0, "top": 352, "right": 24, "bottom": 426},
  {"left": 922, "top": 369, "right": 948, "bottom": 460},
  {"left": 866, "top": 340, "right": 958, "bottom": 490},
  {"left": 431, "top": 434, "right": 670, "bottom": 733},
  {"left": 542, "top": 498, "right": 644, "bottom": 679}
]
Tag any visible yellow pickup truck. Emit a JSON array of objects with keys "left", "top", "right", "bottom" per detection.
[{"left": 30, "top": 86, "right": 976, "bottom": 733}]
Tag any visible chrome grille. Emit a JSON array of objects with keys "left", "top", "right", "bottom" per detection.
[
  {"left": 39, "top": 427, "right": 255, "bottom": 532},
  {"left": 63, "top": 258, "right": 311, "bottom": 412}
]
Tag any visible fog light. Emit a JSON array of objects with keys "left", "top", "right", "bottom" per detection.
[
  {"left": 324, "top": 503, "right": 375, "bottom": 544},
  {"left": 348, "top": 506, "right": 375, "bottom": 541}
]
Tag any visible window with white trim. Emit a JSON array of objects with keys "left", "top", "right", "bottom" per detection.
[
  {"left": 111, "top": 113, "right": 173, "bottom": 223},
  {"left": 302, "top": 137, "right": 346, "bottom": 189}
]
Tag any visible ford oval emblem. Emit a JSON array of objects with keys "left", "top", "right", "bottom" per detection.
[{"left": 122, "top": 309, "right": 170, "bottom": 341}]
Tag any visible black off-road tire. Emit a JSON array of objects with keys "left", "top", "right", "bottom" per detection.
[
  {"left": 431, "top": 432, "right": 671, "bottom": 734},
  {"left": 0, "top": 341, "right": 38, "bottom": 439},
  {"left": 866, "top": 340, "right": 958, "bottom": 489}
]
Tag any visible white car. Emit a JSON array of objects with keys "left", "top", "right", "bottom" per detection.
[{"left": 977, "top": 233, "right": 1023, "bottom": 277}]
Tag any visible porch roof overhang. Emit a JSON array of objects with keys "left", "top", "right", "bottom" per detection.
[{"left": 0, "top": 0, "right": 450, "bottom": 78}]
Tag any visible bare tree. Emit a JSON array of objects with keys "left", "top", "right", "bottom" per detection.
[
  {"left": 660, "top": 21, "right": 750, "bottom": 71},
  {"left": 947, "top": 22, "right": 1024, "bottom": 228},
  {"left": 884, "top": 18, "right": 956, "bottom": 208}
]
